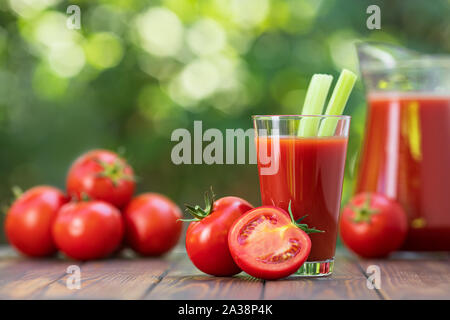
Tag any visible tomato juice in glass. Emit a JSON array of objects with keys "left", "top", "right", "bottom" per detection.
[
  {"left": 355, "top": 93, "right": 450, "bottom": 250},
  {"left": 253, "top": 115, "right": 350, "bottom": 276}
]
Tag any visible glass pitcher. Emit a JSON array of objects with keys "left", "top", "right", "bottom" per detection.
[{"left": 355, "top": 42, "right": 450, "bottom": 251}]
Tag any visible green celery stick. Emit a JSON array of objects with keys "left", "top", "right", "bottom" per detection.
[
  {"left": 318, "top": 69, "right": 357, "bottom": 137},
  {"left": 297, "top": 74, "right": 333, "bottom": 137}
]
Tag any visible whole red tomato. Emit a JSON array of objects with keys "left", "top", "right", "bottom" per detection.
[
  {"left": 5, "top": 186, "right": 68, "bottom": 257},
  {"left": 228, "top": 205, "right": 316, "bottom": 280},
  {"left": 124, "top": 193, "right": 182, "bottom": 256},
  {"left": 185, "top": 191, "right": 253, "bottom": 276},
  {"left": 66, "top": 149, "right": 135, "bottom": 208},
  {"left": 340, "top": 193, "right": 408, "bottom": 258},
  {"left": 52, "top": 200, "right": 124, "bottom": 260}
]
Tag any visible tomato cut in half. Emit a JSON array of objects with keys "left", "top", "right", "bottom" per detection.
[{"left": 228, "top": 206, "right": 314, "bottom": 280}]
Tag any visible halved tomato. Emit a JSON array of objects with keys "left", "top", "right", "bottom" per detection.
[{"left": 228, "top": 205, "right": 320, "bottom": 280}]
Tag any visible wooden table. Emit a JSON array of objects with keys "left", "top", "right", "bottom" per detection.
[{"left": 0, "top": 246, "right": 448, "bottom": 300}]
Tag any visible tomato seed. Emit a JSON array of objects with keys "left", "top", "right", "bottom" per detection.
[{"left": 256, "top": 239, "right": 301, "bottom": 264}]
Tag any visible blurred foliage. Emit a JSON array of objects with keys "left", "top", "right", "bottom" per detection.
[{"left": 0, "top": 0, "right": 449, "bottom": 243}]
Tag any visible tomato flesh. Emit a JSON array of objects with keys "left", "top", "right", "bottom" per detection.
[{"left": 228, "top": 206, "right": 311, "bottom": 280}]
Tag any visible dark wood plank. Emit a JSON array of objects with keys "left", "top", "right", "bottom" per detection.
[
  {"left": 1, "top": 245, "right": 448, "bottom": 300},
  {"left": 0, "top": 250, "right": 75, "bottom": 299},
  {"left": 356, "top": 251, "right": 450, "bottom": 300},
  {"left": 39, "top": 249, "right": 181, "bottom": 299},
  {"left": 263, "top": 254, "right": 381, "bottom": 300},
  {"left": 145, "top": 253, "right": 264, "bottom": 300}
]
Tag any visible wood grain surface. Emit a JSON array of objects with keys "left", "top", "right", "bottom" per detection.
[{"left": 0, "top": 246, "right": 448, "bottom": 300}]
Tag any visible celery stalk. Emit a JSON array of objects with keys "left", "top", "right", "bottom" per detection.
[
  {"left": 318, "top": 69, "right": 357, "bottom": 137},
  {"left": 297, "top": 74, "right": 333, "bottom": 137}
]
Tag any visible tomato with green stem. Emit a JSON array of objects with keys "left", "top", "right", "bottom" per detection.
[
  {"left": 340, "top": 193, "right": 408, "bottom": 258},
  {"left": 184, "top": 189, "right": 253, "bottom": 276},
  {"left": 66, "top": 149, "right": 135, "bottom": 208},
  {"left": 5, "top": 186, "right": 68, "bottom": 257},
  {"left": 228, "top": 203, "right": 322, "bottom": 280}
]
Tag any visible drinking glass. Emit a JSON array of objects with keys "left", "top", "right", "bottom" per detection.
[{"left": 253, "top": 115, "right": 350, "bottom": 276}]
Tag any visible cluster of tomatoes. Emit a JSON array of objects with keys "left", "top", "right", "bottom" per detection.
[
  {"left": 184, "top": 190, "right": 410, "bottom": 280},
  {"left": 4, "top": 147, "right": 319, "bottom": 280},
  {"left": 4, "top": 149, "right": 183, "bottom": 260},
  {"left": 4, "top": 149, "right": 410, "bottom": 280}
]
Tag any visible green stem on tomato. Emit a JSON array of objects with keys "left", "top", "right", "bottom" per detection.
[
  {"left": 288, "top": 201, "right": 324, "bottom": 234},
  {"left": 179, "top": 187, "right": 216, "bottom": 222},
  {"left": 11, "top": 186, "right": 23, "bottom": 200},
  {"left": 351, "top": 194, "right": 379, "bottom": 223}
]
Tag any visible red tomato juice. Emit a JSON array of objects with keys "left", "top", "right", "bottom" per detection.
[
  {"left": 355, "top": 94, "right": 450, "bottom": 250},
  {"left": 257, "top": 136, "right": 348, "bottom": 261}
]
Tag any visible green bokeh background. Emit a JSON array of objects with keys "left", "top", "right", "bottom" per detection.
[{"left": 0, "top": 0, "right": 449, "bottom": 244}]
